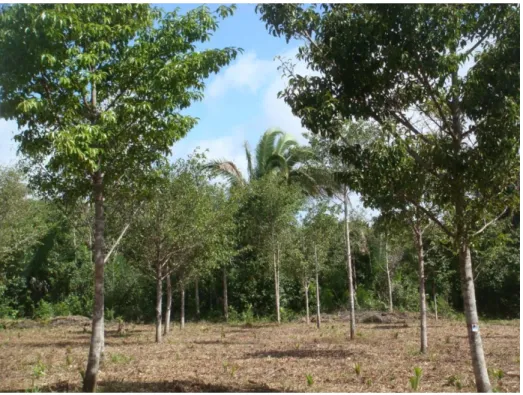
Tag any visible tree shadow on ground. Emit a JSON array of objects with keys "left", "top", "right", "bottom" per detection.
[
  {"left": 4, "top": 341, "right": 86, "bottom": 349},
  {"left": 246, "top": 348, "right": 357, "bottom": 359},
  {"left": 33, "top": 378, "right": 283, "bottom": 392},
  {"left": 370, "top": 324, "right": 410, "bottom": 330},
  {"left": 193, "top": 340, "right": 258, "bottom": 346}
]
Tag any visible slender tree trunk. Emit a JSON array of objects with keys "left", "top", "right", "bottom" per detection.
[
  {"left": 314, "top": 244, "right": 321, "bottom": 330},
  {"left": 223, "top": 265, "right": 228, "bottom": 322},
  {"left": 195, "top": 278, "right": 200, "bottom": 321},
  {"left": 180, "top": 286, "right": 185, "bottom": 329},
  {"left": 274, "top": 246, "right": 281, "bottom": 324},
  {"left": 433, "top": 282, "right": 438, "bottom": 321},
  {"left": 164, "top": 274, "right": 172, "bottom": 336},
  {"left": 83, "top": 171, "right": 105, "bottom": 392},
  {"left": 155, "top": 262, "right": 163, "bottom": 343},
  {"left": 343, "top": 192, "right": 355, "bottom": 339},
  {"left": 304, "top": 278, "right": 310, "bottom": 325},
  {"left": 460, "top": 242, "right": 491, "bottom": 392},
  {"left": 414, "top": 227, "right": 427, "bottom": 354},
  {"left": 352, "top": 256, "right": 357, "bottom": 292},
  {"left": 385, "top": 238, "right": 393, "bottom": 313}
]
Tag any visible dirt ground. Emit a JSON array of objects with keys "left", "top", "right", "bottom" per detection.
[{"left": 0, "top": 314, "right": 520, "bottom": 392}]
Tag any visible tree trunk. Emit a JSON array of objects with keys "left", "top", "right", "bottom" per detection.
[
  {"left": 155, "top": 262, "right": 163, "bottom": 343},
  {"left": 195, "top": 278, "right": 200, "bottom": 321},
  {"left": 433, "top": 282, "right": 438, "bottom": 321},
  {"left": 83, "top": 171, "right": 105, "bottom": 392},
  {"left": 164, "top": 274, "right": 172, "bottom": 336},
  {"left": 414, "top": 227, "right": 427, "bottom": 354},
  {"left": 180, "top": 286, "right": 185, "bottom": 329},
  {"left": 223, "top": 265, "right": 228, "bottom": 322},
  {"left": 385, "top": 238, "right": 393, "bottom": 313},
  {"left": 314, "top": 244, "right": 321, "bottom": 330},
  {"left": 460, "top": 242, "right": 491, "bottom": 392},
  {"left": 352, "top": 256, "right": 358, "bottom": 307},
  {"left": 343, "top": 192, "right": 355, "bottom": 339},
  {"left": 304, "top": 278, "right": 310, "bottom": 325},
  {"left": 274, "top": 246, "right": 281, "bottom": 324}
]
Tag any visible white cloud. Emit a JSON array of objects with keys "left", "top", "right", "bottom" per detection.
[
  {"left": 0, "top": 119, "right": 19, "bottom": 166},
  {"left": 261, "top": 47, "right": 318, "bottom": 145},
  {"left": 206, "top": 51, "right": 275, "bottom": 99},
  {"left": 171, "top": 126, "right": 250, "bottom": 180}
]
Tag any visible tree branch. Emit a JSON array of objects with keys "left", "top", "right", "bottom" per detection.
[
  {"left": 404, "top": 197, "right": 454, "bottom": 238},
  {"left": 472, "top": 208, "right": 507, "bottom": 237}
]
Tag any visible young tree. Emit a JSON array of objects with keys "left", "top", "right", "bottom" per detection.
[
  {"left": 304, "top": 121, "right": 378, "bottom": 339},
  {"left": 241, "top": 175, "right": 304, "bottom": 323},
  {"left": 257, "top": 4, "right": 519, "bottom": 391},
  {"left": 0, "top": 4, "right": 240, "bottom": 390},
  {"left": 302, "top": 202, "right": 338, "bottom": 329}
]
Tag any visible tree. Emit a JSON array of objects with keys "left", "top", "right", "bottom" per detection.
[
  {"left": 257, "top": 4, "right": 519, "bottom": 391},
  {"left": 305, "top": 121, "right": 378, "bottom": 339},
  {"left": 207, "top": 128, "right": 317, "bottom": 193},
  {"left": 241, "top": 175, "right": 304, "bottom": 323},
  {"left": 0, "top": 4, "right": 240, "bottom": 391},
  {"left": 302, "top": 202, "right": 339, "bottom": 329}
]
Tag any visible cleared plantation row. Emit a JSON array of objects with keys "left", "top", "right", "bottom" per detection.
[{"left": 0, "top": 316, "right": 519, "bottom": 392}]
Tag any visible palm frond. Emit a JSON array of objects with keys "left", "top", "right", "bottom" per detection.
[
  {"left": 244, "top": 141, "right": 254, "bottom": 181},
  {"left": 255, "top": 128, "right": 283, "bottom": 178},
  {"left": 290, "top": 166, "right": 335, "bottom": 197},
  {"left": 204, "top": 159, "right": 246, "bottom": 186},
  {"left": 275, "top": 132, "right": 298, "bottom": 157},
  {"left": 286, "top": 146, "right": 315, "bottom": 169},
  {"left": 266, "top": 153, "right": 289, "bottom": 179}
]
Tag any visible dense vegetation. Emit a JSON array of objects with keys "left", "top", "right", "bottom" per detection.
[
  {"left": 0, "top": 3, "right": 519, "bottom": 393},
  {"left": 0, "top": 155, "right": 519, "bottom": 324}
]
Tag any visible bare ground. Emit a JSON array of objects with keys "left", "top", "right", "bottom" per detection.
[{"left": 0, "top": 314, "right": 519, "bottom": 392}]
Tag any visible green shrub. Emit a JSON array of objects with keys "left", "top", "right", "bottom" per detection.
[
  {"left": 105, "top": 308, "right": 116, "bottom": 321},
  {"left": 227, "top": 306, "right": 240, "bottom": 323},
  {"left": 63, "top": 295, "right": 90, "bottom": 317},
  {"left": 241, "top": 304, "right": 254, "bottom": 325},
  {"left": 52, "top": 301, "right": 70, "bottom": 316},
  {"left": 280, "top": 306, "right": 297, "bottom": 322},
  {"left": 34, "top": 301, "right": 54, "bottom": 320},
  {"left": 356, "top": 287, "right": 386, "bottom": 310}
]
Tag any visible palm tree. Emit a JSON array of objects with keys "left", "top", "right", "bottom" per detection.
[{"left": 206, "top": 128, "right": 320, "bottom": 193}]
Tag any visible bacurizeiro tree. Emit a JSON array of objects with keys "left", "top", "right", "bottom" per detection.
[
  {"left": 0, "top": 4, "right": 240, "bottom": 391},
  {"left": 257, "top": 4, "right": 519, "bottom": 392}
]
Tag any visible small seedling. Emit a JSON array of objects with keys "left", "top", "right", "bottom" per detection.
[
  {"left": 306, "top": 374, "right": 314, "bottom": 386},
  {"left": 294, "top": 343, "right": 301, "bottom": 350},
  {"left": 110, "top": 353, "right": 131, "bottom": 364},
  {"left": 366, "top": 378, "right": 372, "bottom": 386},
  {"left": 78, "top": 367, "right": 85, "bottom": 381},
  {"left": 446, "top": 375, "right": 463, "bottom": 390},
  {"left": 221, "top": 326, "right": 226, "bottom": 339},
  {"left": 394, "top": 332, "right": 400, "bottom": 339},
  {"left": 409, "top": 367, "right": 422, "bottom": 391},
  {"left": 489, "top": 368, "right": 505, "bottom": 382},
  {"left": 353, "top": 362, "right": 361, "bottom": 376},
  {"left": 222, "top": 360, "right": 229, "bottom": 373},
  {"left": 356, "top": 332, "right": 363, "bottom": 337},
  {"left": 31, "top": 359, "right": 46, "bottom": 379},
  {"left": 230, "top": 364, "right": 239, "bottom": 377}
]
